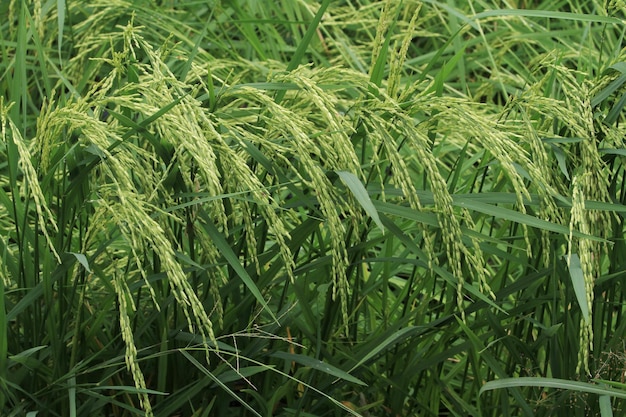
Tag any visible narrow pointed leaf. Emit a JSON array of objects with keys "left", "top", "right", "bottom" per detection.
[
  {"left": 348, "top": 326, "right": 422, "bottom": 373},
  {"left": 336, "top": 170, "right": 384, "bottom": 233},
  {"left": 480, "top": 377, "right": 626, "bottom": 400},
  {"left": 203, "top": 220, "right": 277, "bottom": 323},
  {"left": 272, "top": 351, "right": 366, "bottom": 386},
  {"left": 600, "top": 395, "right": 614, "bottom": 417},
  {"left": 180, "top": 350, "right": 262, "bottom": 417},
  {"left": 568, "top": 253, "right": 590, "bottom": 321},
  {"left": 57, "top": 0, "right": 66, "bottom": 64},
  {"left": 68, "top": 252, "right": 91, "bottom": 273}
]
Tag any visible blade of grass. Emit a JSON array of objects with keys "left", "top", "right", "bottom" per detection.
[
  {"left": 274, "top": 0, "right": 331, "bottom": 104},
  {"left": 286, "top": 0, "right": 331, "bottom": 72},
  {"left": 454, "top": 198, "right": 608, "bottom": 243},
  {"left": 472, "top": 9, "right": 623, "bottom": 25},
  {"left": 201, "top": 218, "right": 277, "bottom": 324},
  {"left": 567, "top": 253, "right": 589, "bottom": 321},
  {"left": 600, "top": 395, "right": 614, "bottom": 417},
  {"left": 336, "top": 170, "right": 384, "bottom": 233},
  {"left": 480, "top": 377, "right": 626, "bottom": 400},
  {"left": 57, "top": 0, "right": 65, "bottom": 65},
  {"left": 591, "top": 63, "right": 626, "bottom": 107},
  {"left": 347, "top": 326, "right": 423, "bottom": 373},
  {"left": 179, "top": 350, "right": 263, "bottom": 417},
  {"left": 271, "top": 351, "right": 367, "bottom": 386},
  {"left": 12, "top": 4, "right": 28, "bottom": 129},
  {"left": 68, "top": 376, "right": 76, "bottom": 417},
  {"left": 0, "top": 269, "right": 6, "bottom": 411},
  {"left": 457, "top": 318, "right": 534, "bottom": 417}
]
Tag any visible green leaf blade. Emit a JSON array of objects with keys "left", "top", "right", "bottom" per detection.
[
  {"left": 272, "top": 351, "right": 367, "bottom": 386},
  {"left": 568, "top": 253, "right": 590, "bottom": 321},
  {"left": 336, "top": 170, "right": 384, "bottom": 233}
]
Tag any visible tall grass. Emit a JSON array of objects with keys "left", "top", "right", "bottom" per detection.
[{"left": 1, "top": 0, "right": 626, "bottom": 416}]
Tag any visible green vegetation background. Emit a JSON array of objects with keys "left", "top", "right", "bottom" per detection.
[{"left": 2, "top": 0, "right": 626, "bottom": 416}]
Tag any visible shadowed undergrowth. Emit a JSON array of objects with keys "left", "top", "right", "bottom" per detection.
[{"left": 1, "top": 0, "right": 626, "bottom": 416}]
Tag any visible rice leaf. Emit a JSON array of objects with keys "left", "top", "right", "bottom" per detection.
[
  {"left": 480, "top": 377, "right": 626, "bottom": 400},
  {"left": 347, "top": 326, "right": 423, "bottom": 373},
  {"left": 203, "top": 220, "right": 277, "bottom": 323},
  {"left": 568, "top": 253, "right": 589, "bottom": 321},
  {"left": 600, "top": 395, "right": 614, "bottom": 417},
  {"left": 336, "top": 170, "right": 384, "bottom": 233},
  {"left": 68, "top": 252, "right": 91, "bottom": 273},
  {"left": 57, "top": 0, "right": 65, "bottom": 64},
  {"left": 472, "top": 9, "right": 622, "bottom": 24},
  {"left": 180, "top": 350, "right": 262, "bottom": 417},
  {"left": 272, "top": 351, "right": 366, "bottom": 386}
]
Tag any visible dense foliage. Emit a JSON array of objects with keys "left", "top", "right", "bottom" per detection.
[{"left": 2, "top": 0, "right": 626, "bottom": 416}]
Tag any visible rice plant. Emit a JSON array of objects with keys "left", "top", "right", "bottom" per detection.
[{"left": 1, "top": 0, "right": 626, "bottom": 416}]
